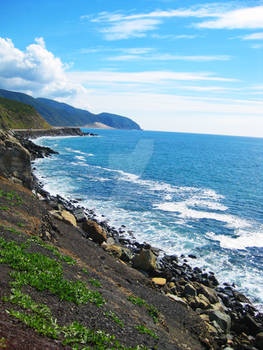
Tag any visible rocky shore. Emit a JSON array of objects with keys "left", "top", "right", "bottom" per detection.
[
  {"left": 0, "top": 129, "right": 263, "bottom": 350},
  {"left": 12, "top": 126, "right": 97, "bottom": 139}
]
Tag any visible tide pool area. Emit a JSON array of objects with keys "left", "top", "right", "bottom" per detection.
[{"left": 33, "top": 129, "right": 263, "bottom": 310}]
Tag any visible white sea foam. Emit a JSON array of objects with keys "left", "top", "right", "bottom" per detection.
[
  {"left": 154, "top": 202, "right": 250, "bottom": 229},
  {"left": 207, "top": 229, "right": 263, "bottom": 249},
  {"left": 65, "top": 148, "right": 94, "bottom": 156},
  {"left": 75, "top": 155, "right": 86, "bottom": 162}
]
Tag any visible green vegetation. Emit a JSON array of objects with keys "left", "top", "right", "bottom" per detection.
[
  {"left": 88, "top": 278, "right": 102, "bottom": 288},
  {"left": 0, "top": 189, "right": 22, "bottom": 204},
  {"left": 0, "top": 234, "right": 152, "bottom": 349},
  {"left": 27, "top": 235, "right": 77, "bottom": 265},
  {"left": 0, "top": 237, "right": 104, "bottom": 306},
  {"left": 135, "top": 325, "right": 158, "bottom": 339},
  {"left": 0, "top": 96, "right": 50, "bottom": 130},
  {"left": 104, "top": 311, "right": 124, "bottom": 328},
  {"left": 0, "top": 206, "right": 9, "bottom": 211},
  {"left": 0, "top": 225, "right": 21, "bottom": 235},
  {"left": 128, "top": 295, "right": 160, "bottom": 324},
  {"left": 127, "top": 295, "right": 146, "bottom": 307}
]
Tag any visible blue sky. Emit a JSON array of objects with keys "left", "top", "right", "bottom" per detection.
[{"left": 1, "top": 0, "right": 263, "bottom": 136}]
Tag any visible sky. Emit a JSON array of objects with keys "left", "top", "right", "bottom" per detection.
[{"left": 0, "top": 0, "right": 263, "bottom": 137}]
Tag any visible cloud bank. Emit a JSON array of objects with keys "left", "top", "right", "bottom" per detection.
[{"left": 0, "top": 37, "right": 86, "bottom": 97}]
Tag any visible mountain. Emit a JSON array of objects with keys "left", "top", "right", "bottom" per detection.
[
  {"left": 0, "top": 89, "right": 141, "bottom": 130},
  {"left": 0, "top": 97, "right": 51, "bottom": 130}
]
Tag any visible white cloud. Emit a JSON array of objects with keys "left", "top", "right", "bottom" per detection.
[
  {"left": 197, "top": 6, "right": 263, "bottom": 29},
  {"left": 67, "top": 70, "right": 238, "bottom": 87},
  {"left": 64, "top": 91, "right": 263, "bottom": 137},
  {"left": 152, "top": 34, "right": 197, "bottom": 39},
  {"left": 88, "top": 5, "right": 263, "bottom": 40},
  {"left": 0, "top": 37, "right": 86, "bottom": 98},
  {"left": 87, "top": 4, "right": 236, "bottom": 40},
  {"left": 107, "top": 54, "right": 231, "bottom": 62},
  {"left": 242, "top": 32, "right": 263, "bottom": 40},
  {"left": 101, "top": 19, "right": 161, "bottom": 40}
]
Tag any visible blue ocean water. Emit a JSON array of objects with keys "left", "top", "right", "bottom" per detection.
[{"left": 33, "top": 129, "right": 263, "bottom": 310}]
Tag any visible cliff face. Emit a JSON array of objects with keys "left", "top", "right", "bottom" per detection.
[{"left": 0, "top": 130, "right": 33, "bottom": 189}]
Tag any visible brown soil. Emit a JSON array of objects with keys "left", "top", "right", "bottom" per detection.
[{"left": 0, "top": 176, "right": 213, "bottom": 349}]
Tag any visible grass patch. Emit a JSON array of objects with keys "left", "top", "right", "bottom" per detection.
[
  {"left": 127, "top": 295, "right": 160, "bottom": 324},
  {"left": 0, "top": 206, "right": 9, "bottom": 211},
  {"left": 88, "top": 278, "right": 102, "bottom": 288},
  {"left": 104, "top": 311, "right": 124, "bottom": 328},
  {"left": 0, "top": 237, "right": 104, "bottom": 307},
  {"left": 0, "top": 190, "right": 22, "bottom": 205},
  {"left": 135, "top": 325, "right": 158, "bottom": 339},
  {"left": 27, "top": 236, "right": 77, "bottom": 266},
  {"left": 0, "top": 235, "right": 154, "bottom": 349},
  {"left": 0, "top": 225, "right": 21, "bottom": 235},
  {"left": 127, "top": 296, "right": 146, "bottom": 307}
]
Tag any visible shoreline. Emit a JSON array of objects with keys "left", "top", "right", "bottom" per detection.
[
  {"left": 1, "top": 127, "right": 263, "bottom": 349},
  {"left": 29, "top": 132, "right": 263, "bottom": 346}
]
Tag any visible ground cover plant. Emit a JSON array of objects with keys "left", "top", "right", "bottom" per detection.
[{"left": 0, "top": 232, "right": 155, "bottom": 349}]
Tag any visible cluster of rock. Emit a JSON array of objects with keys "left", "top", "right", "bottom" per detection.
[
  {"left": 3, "top": 130, "right": 263, "bottom": 350},
  {"left": 13, "top": 127, "right": 97, "bottom": 139}
]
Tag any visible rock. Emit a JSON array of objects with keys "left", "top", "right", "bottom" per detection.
[
  {"left": 61, "top": 210, "right": 77, "bottom": 227},
  {"left": 255, "top": 332, "right": 263, "bottom": 349},
  {"left": 197, "top": 294, "right": 210, "bottom": 309},
  {"left": 166, "top": 293, "right": 187, "bottom": 306},
  {"left": 82, "top": 219, "right": 107, "bottom": 244},
  {"left": 106, "top": 237, "right": 116, "bottom": 245},
  {"left": 103, "top": 244, "right": 122, "bottom": 258},
  {"left": 0, "top": 130, "right": 33, "bottom": 188},
  {"left": 120, "top": 248, "right": 134, "bottom": 262},
  {"left": 211, "top": 302, "right": 226, "bottom": 313},
  {"left": 183, "top": 283, "right": 197, "bottom": 297},
  {"left": 49, "top": 210, "right": 63, "bottom": 221},
  {"left": 132, "top": 248, "right": 157, "bottom": 272},
  {"left": 207, "top": 310, "right": 231, "bottom": 333},
  {"left": 73, "top": 208, "right": 86, "bottom": 222},
  {"left": 241, "top": 314, "right": 262, "bottom": 336},
  {"left": 196, "top": 283, "right": 219, "bottom": 304},
  {"left": 152, "top": 277, "right": 166, "bottom": 286}
]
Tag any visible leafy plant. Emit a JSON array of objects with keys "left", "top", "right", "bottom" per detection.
[
  {"left": 127, "top": 296, "right": 146, "bottom": 307},
  {"left": 88, "top": 278, "right": 102, "bottom": 288},
  {"left": 0, "top": 206, "right": 9, "bottom": 211},
  {"left": 104, "top": 311, "right": 124, "bottom": 328},
  {"left": 135, "top": 325, "right": 158, "bottom": 339},
  {"left": 127, "top": 295, "right": 160, "bottom": 324}
]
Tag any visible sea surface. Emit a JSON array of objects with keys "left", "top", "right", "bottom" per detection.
[{"left": 33, "top": 129, "right": 263, "bottom": 311}]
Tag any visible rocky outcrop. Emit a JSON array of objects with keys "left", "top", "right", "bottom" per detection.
[
  {"left": 13, "top": 127, "right": 97, "bottom": 139},
  {"left": 82, "top": 219, "right": 107, "bottom": 244},
  {"left": 0, "top": 130, "right": 33, "bottom": 189}
]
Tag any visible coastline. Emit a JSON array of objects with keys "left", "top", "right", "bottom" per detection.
[
  {"left": 31, "top": 132, "right": 263, "bottom": 343},
  {"left": 1, "top": 128, "right": 263, "bottom": 349}
]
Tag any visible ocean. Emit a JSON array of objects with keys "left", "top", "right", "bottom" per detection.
[{"left": 33, "top": 129, "right": 263, "bottom": 311}]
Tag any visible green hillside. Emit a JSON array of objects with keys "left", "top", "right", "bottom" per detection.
[
  {"left": 0, "top": 89, "right": 141, "bottom": 130},
  {"left": 0, "top": 97, "right": 51, "bottom": 130}
]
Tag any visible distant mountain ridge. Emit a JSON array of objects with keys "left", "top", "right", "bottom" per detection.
[{"left": 0, "top": 89, "right": 141, "bottom": 130}]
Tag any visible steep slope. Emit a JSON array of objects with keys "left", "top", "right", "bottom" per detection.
[
  {"left": 0, "top": 89, "right": 141, "bottom": 130},
  {"left": 0, "top": 97, "right": 51, "bottom": 130}
]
